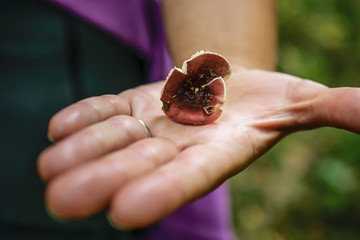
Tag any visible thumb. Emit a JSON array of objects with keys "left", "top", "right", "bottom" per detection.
[{"left": 312, "top": 87, "right": 360, "bottom": 134}]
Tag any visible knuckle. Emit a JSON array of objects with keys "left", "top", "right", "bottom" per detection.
[
  {"left": 106, "top": 116, "right": 148, "bottom": 141},
  {"left": 132, "top": 140, "right": 158, "bottom": 158},
  {"left": 102, "top": 94, "right": 129, "bottom": 112},
  {"left": 84, "top": 128, "right": 107, "bottom": 151},
  {"left": 130, "top": 138, "right": 178, "bottom": 163},
  {"left": 80, "top": 94, "right": 130, "bottom": 119},
  {"left": 108, "top": 116, "right": 138, "bottom": 135},
  {"left": 107, "top": 115, "right": 133, "bottom": 128}
]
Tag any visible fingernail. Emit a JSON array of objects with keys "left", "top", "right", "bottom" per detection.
[
  {"left": 47, "top": 133, "right": 55, "bottom": 143},
  {"left": 45, "top": 206, "right": 69, "bottom": 223},
  {"left": 106, "top": 212, "right": 130, "bottom": 232}
]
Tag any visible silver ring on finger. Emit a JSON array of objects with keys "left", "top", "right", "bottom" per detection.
[{"left": 137, "top": 119, "right": 151, "bottom": 138}]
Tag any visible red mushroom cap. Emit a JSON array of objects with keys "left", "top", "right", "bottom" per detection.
[{"left": 161, "top": 51, "right": 231, "bottom": 125}]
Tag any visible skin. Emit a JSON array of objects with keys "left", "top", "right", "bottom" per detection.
[
  {"left": 162, "top": 0, "right": 277, "bottom": 69},
  {"left": 38, "top": 0, "right": 360, "bottom": 229}
]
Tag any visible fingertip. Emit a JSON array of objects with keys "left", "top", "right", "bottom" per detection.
[
  {"left": 106, "top": 211, "right": 133, "bottom": 231},
  {"left": 314, "top": 88, "right": 360, "bottom": 133},
  {"left": 47, "top": 109, "right": 68, "bottom": 142},
  {"left": 108, "top": 201, "right": 145, "bottom": 230},
  {"left": 37, "top": 149, "right": 52, "bottom": 182},
  {"left": 47, "top": 117, "right": 59, "bottom": 142},
  {"left": 47, "top": 107, "right": 81, "bottom": 141},
  {"left": 45, "top": 205, "right": 69, "bottom": 223},
  {"left": 37, "top": 145, "right": 67, "bottom": 182},
  {"left": 108, "top": 187, "right": 152, "bottom": 229},
  {"left": 44, "top": 181, "right": 68, "bottom": 221},
  {"left": 44, "top": 177, "right": 87, "bottom": 221},
  {"left": 47, "top": 132, "right": 55, "bottom": 144},
  {"left": 109, "top": 173, "right": 181, "bottom": 229}
]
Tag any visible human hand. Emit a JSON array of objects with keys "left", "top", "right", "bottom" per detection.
[{"left": 37, "top": 67, "right": 360, "bottom": 229}]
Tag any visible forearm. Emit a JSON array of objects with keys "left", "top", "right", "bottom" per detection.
[{"left": 161, "top": 0, "right": 277, "bottom": 70}]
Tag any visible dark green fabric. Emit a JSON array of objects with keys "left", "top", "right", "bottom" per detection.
[{"left": 0, "top": 0, "right": 147, "bottom": 239}]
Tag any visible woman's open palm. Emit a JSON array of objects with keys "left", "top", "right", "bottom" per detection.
[{"left": 38, "top": 68, "right": 360, "bottom": 228}]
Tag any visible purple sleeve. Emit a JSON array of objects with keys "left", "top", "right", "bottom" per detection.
[{"left": 147, "top": 183, "right": 238, "bottom": 240}]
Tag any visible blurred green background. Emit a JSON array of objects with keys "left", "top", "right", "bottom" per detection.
[{"left": 230, "top": 1, "right": 360, "bottom": 239}]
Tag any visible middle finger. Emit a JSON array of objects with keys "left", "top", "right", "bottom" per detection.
[{"left": 45, "top": 138, "right": 178, "bottom": 220}]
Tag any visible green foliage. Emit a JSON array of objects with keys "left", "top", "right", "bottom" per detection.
[{"left": 231, "top": 1, "right": 360, "bottom": 239}]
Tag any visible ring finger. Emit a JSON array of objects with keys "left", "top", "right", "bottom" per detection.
[{"left": 38, "top": 115, "right": 151, "bottom": 181}]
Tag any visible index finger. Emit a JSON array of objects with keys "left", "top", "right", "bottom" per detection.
[{"left": 48, "top": 94, "right": 131, "bottom": 141}]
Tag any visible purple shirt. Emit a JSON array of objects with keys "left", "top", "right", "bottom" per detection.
[{"left": 48, "top": 1, "right": 237, "bottom": 239}]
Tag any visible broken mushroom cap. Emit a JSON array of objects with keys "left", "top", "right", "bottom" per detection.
[{"left": 161, "top": 51, "right": 231, "bottom": 125}]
